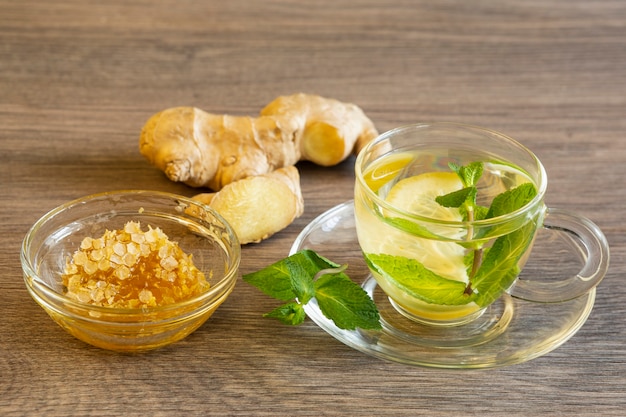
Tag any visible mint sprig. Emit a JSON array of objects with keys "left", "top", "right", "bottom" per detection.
[
  {"left": 435, "top": 162, "right": 487, "bottom": 291},
  {"left": 243, "top": 249, "right": 381, "bottom": 330},
  {"left": 437, "top": 162, "right": 538, "bottom": 298}
]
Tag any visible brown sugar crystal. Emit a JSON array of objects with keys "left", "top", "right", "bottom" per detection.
[{"left": 62, "top": 221, "right": 210, "bottom": 308}]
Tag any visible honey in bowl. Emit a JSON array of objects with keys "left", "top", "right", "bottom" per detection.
[{"left": 62, "top": 221, "right": 209, "bottom": 309}]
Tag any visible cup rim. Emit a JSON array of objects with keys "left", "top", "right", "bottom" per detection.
[
  {"left": 21, "top": 189, "right": 241, "bottom": 316},
  {"left": 355, "top": 122, "right": 548, "bottom": 228}
]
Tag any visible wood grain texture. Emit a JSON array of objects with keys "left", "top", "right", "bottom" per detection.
[{"left": 1, "top": 0, "right": 625, "bottom": 415}]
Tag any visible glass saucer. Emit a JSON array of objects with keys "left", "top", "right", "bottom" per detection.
[{"left": 290, "top": 201, "right": 596, "bottom": 369}]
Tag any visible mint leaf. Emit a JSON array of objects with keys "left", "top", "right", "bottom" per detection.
[
  {"left": 382, "top": 216, "right": 443, "bottom": 239},
  {"left": 242, "top": 261, "right": 295, "bottom": 301},
  {"left": 373, "top": 203, "right": 442, "bottom": 239},
  {"left": 285, "top": 258, "right": 315, "bottom": 305},
  {"left": 486, "top": 182, "right": 537, "bottom": 218},
  {"left": 450, "top": 161, "right": 483, "bottom": 187},
  {"left": 475, "top": 182, "right": 538, "bottom": 240},
  {"left": 264, "top": 302, "right": 306, "bottom": 325},
  {"left": 436, "top": 187, "right": 476, "bottom": 208},
  {"left": 472, "top": 221, "right": 536, "bottom": 306},
  {"left": 365, "top": 253, "right": 473, "bottom": 306},
  {"left": 242, "top": 249, "right": 337, "bottom": 301},
  {"left": 314, "top": 274, "right": 381, "bottom": 330}
]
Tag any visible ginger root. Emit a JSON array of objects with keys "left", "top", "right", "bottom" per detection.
[
  {"left": 139, "top": 93, "right": 378, "bottom": 190},
  {"left": 192, "top": 166, "right": 304, "bottom": 244}
]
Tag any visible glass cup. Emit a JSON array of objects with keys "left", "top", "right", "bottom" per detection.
[{"left": 354, "top": 122, "right": 609, "bottom": 327}]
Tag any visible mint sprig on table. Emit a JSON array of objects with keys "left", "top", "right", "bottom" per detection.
[
  {"left": 243, "top": 249, "right": 382, "bottom": 330},
  {"left": 367, "top": 161, "right": 538, "bottom": 307}
]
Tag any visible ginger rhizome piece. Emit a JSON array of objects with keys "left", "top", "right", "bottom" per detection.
[
  {"left": 139, "top": 93, "right": 378, "bottom": 190},
  {"left": 192, "top": 166, "right": 304, "bottom": 244},
  {"left": 62, "top": 221, "right": 209, "bottom": 308}
]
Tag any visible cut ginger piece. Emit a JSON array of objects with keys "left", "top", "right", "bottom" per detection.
[{"left": 193, "top": 166, "right": 304, "bottom": 244}]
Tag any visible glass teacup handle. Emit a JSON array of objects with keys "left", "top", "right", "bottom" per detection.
[{"left": 509, "top": 208, "right": 610, "bottom": 303}]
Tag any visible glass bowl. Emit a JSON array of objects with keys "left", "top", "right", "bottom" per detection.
[{"left": 21, "top": 190, "right": 240, "bottom": 352}]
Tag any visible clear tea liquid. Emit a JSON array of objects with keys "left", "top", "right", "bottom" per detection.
[{"left": 355, "top": 148, "right": 540, "bottom": 325}]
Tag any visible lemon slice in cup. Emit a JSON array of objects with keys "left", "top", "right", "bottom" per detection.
[
  {"left": 376, "top": 171, "right": 468, "bottom": 282},
  {"left": 386, "top": 171, "right": 464, "bottom": 222}
]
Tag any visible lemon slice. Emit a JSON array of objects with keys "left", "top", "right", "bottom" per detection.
[
  {"left": 375, "top": 171, "right": 468, "bottom": 282},
  {"left": 385, "top": 171, "right": 464, "bottom": 222}
]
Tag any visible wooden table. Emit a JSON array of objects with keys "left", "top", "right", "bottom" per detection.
[{"left": 2, "top": 1, "right": 625, "bottom": 415}]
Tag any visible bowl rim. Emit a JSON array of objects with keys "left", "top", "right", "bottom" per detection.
[{"left": 21, "top": 189, "right": 241, "bottom": 316}]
